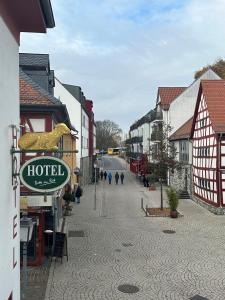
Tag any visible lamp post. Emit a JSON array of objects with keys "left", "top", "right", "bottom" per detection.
[
  {"left": 20, "top": 215, "right": 34, "bottom": 299},
  {"left": 94, "top": 162, "right": 97, "bottom": 210},
  {"left": 44, "top": 229, "right": 53, "bottom": 258}
]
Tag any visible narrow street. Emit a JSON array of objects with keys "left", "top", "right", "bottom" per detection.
[{"left": 45, "top": 156, "right": 225, "bottom": 300}]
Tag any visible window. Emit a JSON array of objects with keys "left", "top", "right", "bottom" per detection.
[
  {"left": 179, "top": 141, "right": 189, "bottom": 162},
  {"left": 198, "top": 179, "right": 210, "bottom": 190},
  {"left": 199, "top": 117, "right": 207, "bottom": 128},
  {"left": 197, "top": 147, "right": 210, "bottom": 157},
  {"left": 83, "top": 115, "right": 85, "bottom": 128}
]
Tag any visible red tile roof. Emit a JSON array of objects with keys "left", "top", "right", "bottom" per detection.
[
  {"left": 20, "top": 78, "right": 55, "bottom": 105},
  {"left": 20, "top": 68, "right": 60, "bottom": 106},
  {"left": 201, "top": 80, "right": 225, "bottom": 133},
  {"left": 169, "top": 117, "right": 193, "bottom": 141},
  {"left": 158, "top": 87, "right": 186, "bottom": 110}
]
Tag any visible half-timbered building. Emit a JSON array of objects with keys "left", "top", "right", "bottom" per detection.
[
  {"left": 191, "top": 80, "right": 225, "bottom": 213},
  {"left": 20, "top": 68, "right": 75, "bottom": 265}
]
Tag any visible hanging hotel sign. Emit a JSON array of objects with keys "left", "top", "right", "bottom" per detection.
[{"left": 20, "top": 156, "right": 71, "bottom": 193}]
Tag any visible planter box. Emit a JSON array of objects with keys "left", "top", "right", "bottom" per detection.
[{"left": 149, "top": 186, "right": 156, "bottom": 191}]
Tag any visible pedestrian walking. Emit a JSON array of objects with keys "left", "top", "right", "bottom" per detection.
[
  {"left": 120, "top": 172, "right": 124, "bottom": 184},
  {"left": 100, "top": 170, "right": 104, "bottom": 180},
  {"left": 63, "top": 184, "right": 73, "bottom": 207},
  {"left": 75, "top": 184, "right": 83, "bottom": 204},
  {"left": 108, "top": 172, "right": 112, "bottom": 184},
  {"left": 115, "top": 172, "right": 119, "bottom": 184},
  {"left": 143, "top": 174, "right": 147, "bottom": 187},
  {"left": 104, "top": 171, "right": 107, "bottom": 180}
]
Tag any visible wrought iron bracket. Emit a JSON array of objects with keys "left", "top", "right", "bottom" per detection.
[{"left": 10, "top": 149, "right": 78, "bottom": 154}]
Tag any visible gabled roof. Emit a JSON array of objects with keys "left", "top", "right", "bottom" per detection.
[
  {"left": 20, "top": 68, "right": 60, "bottom": 105},
  {"left": 190, "top": 80, "right": 225, "bottom": 137},
  {"left": 201, "top": 80, "right": 225, "bottom": 133},
  {"left": 20, "top": 69, "right": 76, "bottom": 131},
  {"left": 63, "top": 84, "right": 83, "bottom": 102},
  {"left": 19, "top": 53, "right": 49, "bottom": 69},
  {"left": 169, "top": 117, "right": 193, "bottom": 141},
  {"left": 39, "top": 0, "right": 55, "bottom": 28},
  {"left": 63, "top": 83, "right": 89, "bottom": 115},
  {"left": 130, "top": 110, "right": 155, "bottom": 131},
  {"left": 157, "top": 87, "right": 186, "bottom": 110}
]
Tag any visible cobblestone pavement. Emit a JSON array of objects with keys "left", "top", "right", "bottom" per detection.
[
  {"left": 45, "top": 157, "right": 225, "bottom": 300},
  {"left": 21, "top": 261, "right": 50, "bottom": 300}
]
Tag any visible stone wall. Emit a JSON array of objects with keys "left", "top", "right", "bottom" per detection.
[
  {"left": 169, "top": 164, "right": 192, "bottom": 196},
  {"left": 192, "top": 195, "right": 225, "bottom": 215}
]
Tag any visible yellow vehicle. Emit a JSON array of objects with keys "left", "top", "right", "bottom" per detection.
[
  {"left": 107, "top": 148, "right": 120, "bottom": 155},
  {"left": 107, "top": 148, "right": 114, "bottom": 155}
]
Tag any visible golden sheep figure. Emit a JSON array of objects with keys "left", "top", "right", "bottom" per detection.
[{"left": 18, "top": 123, "right": 71, "bottom": 151}]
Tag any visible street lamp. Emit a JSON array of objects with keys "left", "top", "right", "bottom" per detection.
[
  {"left": 20, "top": 215, "right": 34, "bottom": 299},
  {"left": 44, "top": 229, "right": 53, "bottom": 258},
  {"left": 94, "top": 162, "right": 97, "bottom": 210}
]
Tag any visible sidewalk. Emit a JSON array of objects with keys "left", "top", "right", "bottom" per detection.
[{"left": 44, "top": 167, "right": 225, "bottom": 300}]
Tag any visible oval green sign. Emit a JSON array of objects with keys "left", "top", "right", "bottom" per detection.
[{"left": 20, "top": 156, "right": 71, "bottom": 192}]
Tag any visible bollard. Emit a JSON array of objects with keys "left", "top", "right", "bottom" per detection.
[
  {"left": 141, "top": 198, "right": 143, "bottom": 210},
  {"left": 145, "top": 205, "right": 148, "bottom": 217}
]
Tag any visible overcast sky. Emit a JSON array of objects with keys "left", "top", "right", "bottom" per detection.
[{"left": 20, "top": 0, "right": 225, "bottom": 133}]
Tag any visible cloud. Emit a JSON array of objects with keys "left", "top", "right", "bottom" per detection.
[{"left": 20, "top": 0, "right": 225, "bottom": 132}]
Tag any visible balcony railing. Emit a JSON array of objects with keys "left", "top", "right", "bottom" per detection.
[
  {"left": 125, "top": 136, "right": 143, "bottom": 144},
  {"left": 151, "top": 131, "right": 163, "bottom": 141},
  {"left": 151, "top": 111, "right": 163, "bottom": 122}
]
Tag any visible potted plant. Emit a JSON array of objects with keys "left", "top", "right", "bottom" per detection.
[
  {"left": 166, "top": 187, "right": 179, "bottom": 218},
  {"left": 148, "top": 174, "right": 156, "bottom": 191}
]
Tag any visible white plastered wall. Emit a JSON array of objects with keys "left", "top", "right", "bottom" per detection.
[
  {"left": 54, "top": 78, "right": 81, "bottom": 167},
  {"left": 169, "top": 69, "right": 220, "bottom": 135},
  {"left": 81, "top": 108, "right": 89, "bottom": 158},
  {"left": 0, "top": 17, "right": 20, "bottom": 300}
]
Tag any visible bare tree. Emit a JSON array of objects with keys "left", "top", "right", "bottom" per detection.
[
  {"left": 96, "top": 120, "right": 122, "bottom": 151},
  {"left": 150, "top": 122, "right": 178, "bottom": 210}
]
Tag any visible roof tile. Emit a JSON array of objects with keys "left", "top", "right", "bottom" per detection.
[
  {"left": 169, "top": 117, "right": 193, "bottom": 141},
  {"left": 201, "top": 80, "right": 225, "bottom": 133},
  {"left": 20, "top": 69, "right": 61, "bottom": 106},
  {"left": 158, "top": 87, "right": 186, "bottom": 109}
]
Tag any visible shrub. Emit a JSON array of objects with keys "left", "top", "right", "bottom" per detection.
[{"left": 166, "top": 187, "right": 179, "bottom": 211}]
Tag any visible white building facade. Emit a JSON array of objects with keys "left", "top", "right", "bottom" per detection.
[
  {"left": 0, "top": 15, "right": 20, "bottom": 300},
  {"left": 0, "top": 1, "right": 55, "bottom": 299},
  {"left": 54, "top": 78, "right": 82, "bottom": 167}
]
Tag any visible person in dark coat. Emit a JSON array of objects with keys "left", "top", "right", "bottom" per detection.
[
  {"left": 63, "top": 184, "right": 73, "bottom": 207},
  {"left": 100, "top": 170, "right": 104, "bottom": 180},
  {"left": 104, "top": 171, "right": 107, "bottom": 180},
  {"left": 115, "top": 172, "right": 119, "bottom": 184},
  {"left": 143, "top": 174, "right": 147, "bottom": 187},
  {"left": 75, "top": 185, "right": 82, "bottom": 204},
  {"left": 120, "top": 172, "right": 124, "bottom": 184}
]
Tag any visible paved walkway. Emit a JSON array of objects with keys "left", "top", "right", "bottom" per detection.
[{"left": 45, "top": 158, "right": 225, "bottom": 300}]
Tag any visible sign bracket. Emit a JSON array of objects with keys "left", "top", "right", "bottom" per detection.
[{"left": 11, "top": 149, "right": 78, "bottom": 154}]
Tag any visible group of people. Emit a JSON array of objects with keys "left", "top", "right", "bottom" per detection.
[
  {"left": 100, "top": 170, "right": 125, "bottom": 185},
  {"left": 63, "top": 170, "right": 126, "bottom": 208},
  {"left": 63, "top": 183, "right": 82, "bottom": 206}
]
